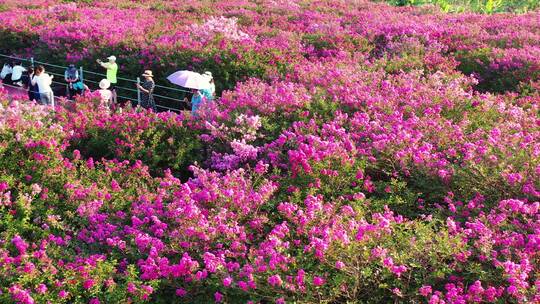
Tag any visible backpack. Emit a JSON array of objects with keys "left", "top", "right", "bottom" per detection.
[{"left": 73, "top": 81, "right": 84, "bottom": 90}]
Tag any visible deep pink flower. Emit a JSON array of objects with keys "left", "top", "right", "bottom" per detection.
[
  {"left": 223, "top": 276, "right": 233, "bottom": 287},
  {"left": 83, "top": 279, "right": 95, "bottom": 290},
  {"left": 89, "top": 298, "right": 100, "bottom": 304},
  {"left": 268, "top": 275, "right": 283, "bottom": 287},
  {"left": 419, "top": 285, "right": 432, "bottom": 296},
  {"left": 176, "top": 288, "right": 187, "bottom": 297},
  {"left": 214, "top": 292, "right": 223, "bottom": 302},
  {"left": 58, "top": 290, "right": 68, "bottom": 298},
  {"left": 313, "top": 276, "right": 325, "bottom": 286}
]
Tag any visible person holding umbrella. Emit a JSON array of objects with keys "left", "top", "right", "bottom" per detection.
[
  {"left": 201, "top": 71, "right": 215, "bottom": 101},
  {"left": 167, "top": 70, "right": 211, "bottom": 115},
  {"left": 136, "top": 70, "right": 156, "bottom": 111}
]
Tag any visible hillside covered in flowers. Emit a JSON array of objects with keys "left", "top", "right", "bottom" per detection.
[{"left": 0, "top": 0, "right": 539, "bottom": 303}]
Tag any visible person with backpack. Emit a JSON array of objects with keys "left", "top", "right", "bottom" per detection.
[{"left": 64, "top": 64, "right": 84, "bottom": 99}]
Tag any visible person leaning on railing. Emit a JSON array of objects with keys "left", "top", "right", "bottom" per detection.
[{"left": 136, "top": 70, "right": 156, "bottom": 111}]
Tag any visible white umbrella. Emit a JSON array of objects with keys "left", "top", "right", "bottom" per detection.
[{"left": 167, "top": 70, "right": 210, "bottom": 90}]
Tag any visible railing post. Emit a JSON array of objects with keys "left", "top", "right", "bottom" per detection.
[
  {"left": 136, "top": 77, "right": 141, "bottom": 106},
  {"left": 30, "top": 57, "right": 34, "bottom": 68},
  {"left": 79, "top": 66, "right": 84, "bottom": 94}
]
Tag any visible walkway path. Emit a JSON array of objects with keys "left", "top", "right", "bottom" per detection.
[{"left": 0, "top": 81, "right": 29, "bottom": 100}]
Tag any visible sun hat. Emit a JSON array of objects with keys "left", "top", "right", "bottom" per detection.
[
  {"left": 142, "top": 70, "right": 153, "bottom": 77},
  {"left": 99, "top": 79, "right": 111, "bottom": 89},
  {"left": 107, "top": 55, "right": 116, "bottom": 62}
]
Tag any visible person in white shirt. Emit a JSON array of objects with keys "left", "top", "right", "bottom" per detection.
[
  {"left": 98, "top": 79, "right": 112, "bottom": 108},
  {"left": 11, "top": 61, "right": 27, "bottom": 86},
  {"left": 31, "top": 65, "right": 55, "bottom": 108},
  {"left": 0, "top": 62, "right": 13, "bottom": 80}
]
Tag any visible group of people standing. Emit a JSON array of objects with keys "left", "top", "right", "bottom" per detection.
[
  {"left": 1, "top": 54, "right": 216, "bottom": 114},
  {"left": 1, "top": 62, "right": 56, "bottom": 107}
]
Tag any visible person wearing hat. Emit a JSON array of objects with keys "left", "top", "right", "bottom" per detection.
[
  {"left": 64, "top": 64, "right": 80, "bottom": 99},
  {"left": 201, "top": 71, "right": 215, "bottom": 101},
  {"left": 98, "top": 79, "right": 112, "bottom": 108},
  {"left": 136, "top": 70, "right": 156, "bottom": 111},
  {"left": 97, "top": 55, "right": 118, "bottom": 103}
]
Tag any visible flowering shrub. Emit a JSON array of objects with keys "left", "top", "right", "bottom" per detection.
[
  {"left": 2, "top": 0, "right": 539, "bottom": 94},
  {"left": 0, "top": 0, "right": 539, "bottom": 303},
  {"left": 190, "top": 16, "right": 253, "bottom": 44}
]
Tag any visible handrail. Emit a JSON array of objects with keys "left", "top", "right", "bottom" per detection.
[
  {"left": 47, "top": 71, "right": 67, "bottom": 78},
  {"left": 154, "top": 83, "right": 192, "bottom": 94},
  {"left": 0, "top": 54, "right": 32, "bottom": 62},
  {"left": 156, "top": 104, "right": 182, "bottom": 112},
  {"left": 33, "top": 60, "right": 69, "bottom": 70},
  {"left": 117, "top": 94, "right": 138, "bottom": 102},
  {"left": 82, "top": 67, "right": 191, "bottom": 94},
  {"left": 2, "top": 81, "right": 185, "bottom": 113},
  {"left": 153, "top": 93, "right": 186, "bottom": 102}
]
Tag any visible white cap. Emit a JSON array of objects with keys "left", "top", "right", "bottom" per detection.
[
  {"left": 99, "top": 79, "right": 111, "bottom": 89},
  {"left": 107, "top": 55, "right": 116, "bottom": 62}
]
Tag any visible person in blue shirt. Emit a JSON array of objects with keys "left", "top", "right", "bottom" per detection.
[
  {"left": 189, "top": 89, "right": 205, "bottom": 115},
  {"left": 200, "top": 87, "right": 212, "bottom": 101}
]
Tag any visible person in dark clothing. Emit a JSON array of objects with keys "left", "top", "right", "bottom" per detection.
[
  {"left": 23, "top": 67, "right": 39, "bottom": 102},
  {"left": 136, "top": 70, "right": 156, "bottom": 111},
  {"left": 64, "top": 64, "right": 82, "bottom": 99}
]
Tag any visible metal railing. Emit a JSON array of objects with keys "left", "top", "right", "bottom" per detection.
[{"left": 0, "top": 53, "right": 194, "bottom": 112}]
